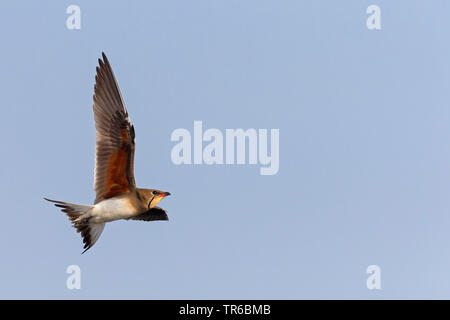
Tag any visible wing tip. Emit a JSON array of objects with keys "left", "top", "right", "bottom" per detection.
[
  {"left": 44, "top": 197, "right": 61, "bottom": 204},
  {"left": 101, "top": 52, "right": 110, "bottom": 68}
]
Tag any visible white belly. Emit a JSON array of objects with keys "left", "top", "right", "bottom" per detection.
[{"left": 91, "top": 197, "right": 137, "bottom": 223}]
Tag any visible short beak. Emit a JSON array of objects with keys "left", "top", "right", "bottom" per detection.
[{"left": 162, "top": 192, "right": 171, "bottom": 197}]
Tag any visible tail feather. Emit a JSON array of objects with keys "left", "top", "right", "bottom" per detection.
[{"left": 44, "top": 198, "right": 105, "bottom": 253}]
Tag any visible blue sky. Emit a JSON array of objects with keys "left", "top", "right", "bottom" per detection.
[{"left": 1, "top": 0, "right": 450, "bottom": 299}]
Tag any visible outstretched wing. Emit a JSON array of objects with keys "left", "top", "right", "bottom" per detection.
[
  {"left": 128, "top": 207, "right": 169, "bottom": 221},
  {"left": 93, "top": 52, "right": 136, "bottom": 204}
]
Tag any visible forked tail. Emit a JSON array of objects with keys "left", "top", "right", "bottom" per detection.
[{"left": 44, "top": 198, "right": 105, "bottom": 254}]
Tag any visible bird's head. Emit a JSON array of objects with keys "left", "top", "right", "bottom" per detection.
[{"left": 139, "top": 189, "right": 171, "bottom": 209}]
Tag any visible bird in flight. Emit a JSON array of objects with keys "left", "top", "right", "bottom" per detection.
[{"left": 45, "top": 53, "right": 171, "bottom": 253}]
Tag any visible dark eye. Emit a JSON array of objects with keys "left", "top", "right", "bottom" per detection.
[{"left": 152, "top": 191, "right": 158, "bottom": 195}]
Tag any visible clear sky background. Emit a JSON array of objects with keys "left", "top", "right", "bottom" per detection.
[{"left": 1, "top": 0, "right": 450, "bottom": 299}]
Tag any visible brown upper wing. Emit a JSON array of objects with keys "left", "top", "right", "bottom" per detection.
[{"left": 93, "top": 52, "right": 136, "bottom": 204}]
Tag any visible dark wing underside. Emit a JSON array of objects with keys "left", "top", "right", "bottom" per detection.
[
  {"left": 93, "top": 52, "right": 136, "bottom": 204},
  {"left": 127, "top": 207, "right": 169, "bottom": 221}
]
